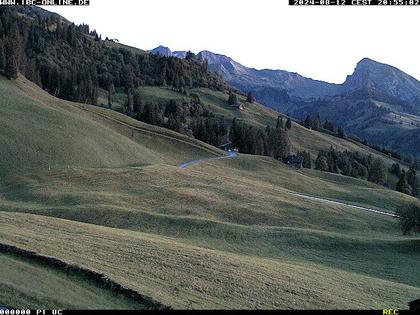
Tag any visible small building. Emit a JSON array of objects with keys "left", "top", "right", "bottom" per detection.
[
  {"left": 409, "top": 299, "right": 420, "bottom": 310},
  {"left": 284, "top": 154, "right": 304, "bottom": 169},
  {"left": 231, "top": 103, "right": 244, "bottom": 111},
  {"left": 218, "top": 142, "right": 238, "bottom": 152}
]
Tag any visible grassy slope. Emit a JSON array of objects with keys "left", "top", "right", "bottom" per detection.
[
  {"left": 0, "top": 76, "right": 160, "bottom": 177},
  {"left": 0, "top": 76, "right": 222, "bottom": 177},
  {"left": 160, "top": 87, "right": 420, "bottom": 188},
  {"left": 0, "top": 212, "right": 419, "bottom": 310},
  {"left": 121, "top": 86, "right": 409, "bottom": 180},
  {"left": 1, "top": 77, "right": 419, "bottom": 309},
  {"left": 1, "top": 155, "right": 419, "bottom": 308},
  {"left": 0, "top": 253, "right": 144, "bottom": 309}
]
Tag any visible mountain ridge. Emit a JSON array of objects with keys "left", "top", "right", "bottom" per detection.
[
  {"left": 150, "top": 46, "right": 420, "bottom": 156},
  {"left": 150, "top": 46, "right": 420, "bottom": 103}
]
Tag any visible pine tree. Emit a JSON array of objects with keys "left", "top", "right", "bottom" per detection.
[
  {"left": 125, "top": 89, "right": 134, "bottom": 112},
  {"left": 368, "top": 158, "right": 387, "bottom": 185},
  {"left": 323, "top": 120, "right": 335, "bottom": 132},
  {"left": 276, "top": 116, "right": 284, "bottom": 129},
  {"left": 286, "top": 117, "right": 292, "bottom": 130},
  {"left": 314, "top": 113, "right": 321, "bottom": 131},
  {"left": 228, "top": 93, "right": 238, "bottom": 106},
  {"left": 4, "top": 39, "right": 18, "bottom": 79},
  {"left": 246, "top": 91, "right": 254, "bottom": 103},
  {"left": 5, "top": 53, "right": 18, "bottom": 79},
  {"left": 315, "top": 153, "right": 328, "bottom": 171},
  {"left": 338, "top": 126, "right": 345, "bottom": 138},
  {"left": 230, "top": 118, "right": 238, "bottom": 145},
  {"left": 300, "top": 151, "right": 312, "bottom": 169},
  {"left": 396, "top": 171, "right": 412, "bottom": 195},
  {"left": 304, "top": 116, "right": 312, "bottom": 129},
  {"left": 271, "top": 127, "right": 291, "bottom": 160},
  {"left": 395, "top": 204, "right": 420, "bottom": 235},
  {"left": 133, "top": 90, "right": 143, "bottom": 114},
  {"left": 0, "top": 40, "right": 5, "bottom": 70},
  {"left": 167, "top": 113, "right": 176, "bottom": 131},
  {"left": 406, "top": 166, "right": 418, "bottom": 197},
  {"left": 107, "top": 83, "right": 115, "bottom": 108},
  {"left": 4, "top": 21, "right": 20, "bottom": 79},
  {"left": 390, "top": 163, "right": 401, "bottom": 177},
  {"left": 185, "top": 51, "right": 195, "bottom": 61}
]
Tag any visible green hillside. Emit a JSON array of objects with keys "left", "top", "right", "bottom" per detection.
[
  {"left": 0, "top": 75, "right": 222, "bottom": 177},
  {"left": 0, "top": 252, "right": 145, "bottom": 309},
  {"left": 0, "top": 76, "right": 419, "bottom": 309},
  {"left": 100, "top": 84, "right": 409, "bottom": 186}
]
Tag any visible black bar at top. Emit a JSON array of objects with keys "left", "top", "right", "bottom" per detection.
[
  {"left": 289, "top": 0, "right": 420, "bottom": 5},
  {"left": 0, "top": 0, "right": 90, "bottom": 5}
]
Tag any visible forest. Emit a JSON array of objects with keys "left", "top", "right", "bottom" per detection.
[{"left": 0, "top": 6, "right": 226, "bottom": 105}]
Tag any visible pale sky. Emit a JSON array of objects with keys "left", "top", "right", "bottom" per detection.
[{"left": 42, "top": 0, "right": 419, "bottom": 84}]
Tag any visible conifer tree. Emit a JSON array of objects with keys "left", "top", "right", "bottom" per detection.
[
  {"left": 276, "top": 116, "right": 284, "bottom": 129},
  {"left": 368, "top": 158, "right": 387, "bottom": 185},
  {"left": 286, "top": 117, "right": 292, "bottom": 130},
  {"left": 133, "top": 90, "right": 143, "bottom": 114},
  {"left": 185, "top": 51, "right": 195, "bottom": 61},
  {"left": 4, "top": 21, "right": 20, "bottom": 79},
  {"left": 396, "top": 171, "right": 412, "bottom": 195},
  {"left": 304, "top": 115, "right": 312, "bottom": 129},
  {"left": 0, "top": 40, "right": 5, "bottom": 70},
  {"left": 5, "top": 53, "right": 18, "bottom": 79},
  {"left": 167, "top": 113, "right": 176, "bottom": 131},
  {"left": 323, "top": 120, "right": 335, "bottom": 132},
  {"left": 314, "top": 113, "right": 321, "bottom": 131},
  {"left": 406, "top": 166, "right": 418, "bottom": 197},
  {"left": 4, "top": 39, "right": 19, "bottom": 79},
  {"left": 246, "top": 91, "right": 254, "bottom": 103},
  {"left": 395, "top": 204, "right": 420, "bottom": 235},
  {"left": 315, "top": 153, "right": 328, "bottom": 171},
  {"left": 338, "top": 126, "right": 345, "bottom": 138},
  {"left": 390, "top": 163, "right": 401, "bottom": 177},
  {"left": 107, "top": 83, "right": 115, "bottom": 108},
  {"left": 271, "top": 127, "right": 291, "bottom": 160},
  {"left": 299, "top": 151, "right": 312, "bottom": 169},
  {"left": 228, "top": 93, "right": 238, "bottom": 106}
]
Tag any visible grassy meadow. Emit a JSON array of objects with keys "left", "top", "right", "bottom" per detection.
[
  {"left": 0, "top": 252, "right": 145, "bottom": 309},
  {"left": 0, "top": 75, "right": 419, "bottom": 309},
  {"left": 99, "top": 84, "right": 410, "bottom": 186}
]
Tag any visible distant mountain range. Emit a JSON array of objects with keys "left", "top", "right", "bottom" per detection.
[
  {"left": 150, "top": 46, "right": 420, "bottom": 156},
  {"left": 150, "top": 45, "right": 187, "bottom": 59}
]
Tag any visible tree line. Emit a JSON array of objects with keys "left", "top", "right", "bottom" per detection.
[
  {"left": 301, "top": 112, "right": 417, "bottom": 164},
  {"left": 0, "top": 6, "right": 226, "bottom": 104},
  {"left": 390, "top": 163, "right": 418, "bottom": 198},
  {"left": 230, "top": 116, "right": 291, "bottom": 160},
  {"left": 125, "top": 89, "right": 293, "bottom": 161},
  {"left": 314, "top": 146, "right": 388, "bottom": 186},
  {"left": 302, "top": 113, "right": 346, "bottom": 138}
]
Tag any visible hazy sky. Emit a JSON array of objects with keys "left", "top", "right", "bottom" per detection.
[{"left": 42, "top": 0, "right": 419, "bottom": 84}]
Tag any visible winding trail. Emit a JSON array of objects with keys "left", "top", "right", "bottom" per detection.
[
  {"left": 179, "top": 152, "right": 398, "bottom": 218},
  {"left": 291, "top": 193, "right": 398, "bottom": 218},
  {"left": 180, "top": 151, "right": 237, "bottom": 169}
]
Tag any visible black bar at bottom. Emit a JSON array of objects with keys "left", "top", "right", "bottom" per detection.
[{"left": 2, "top": 310, "right": 418, "bottom": 315}]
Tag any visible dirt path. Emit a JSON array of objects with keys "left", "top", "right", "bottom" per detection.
[
  {"left": 291, "top": 193, "right": 398, "bottom": 218},
  {"left": 180, "top": 151, "right": 237, "bottom": 169},
  {"left": 178, "top": 152, "right": 398, "bottom": 218}
]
